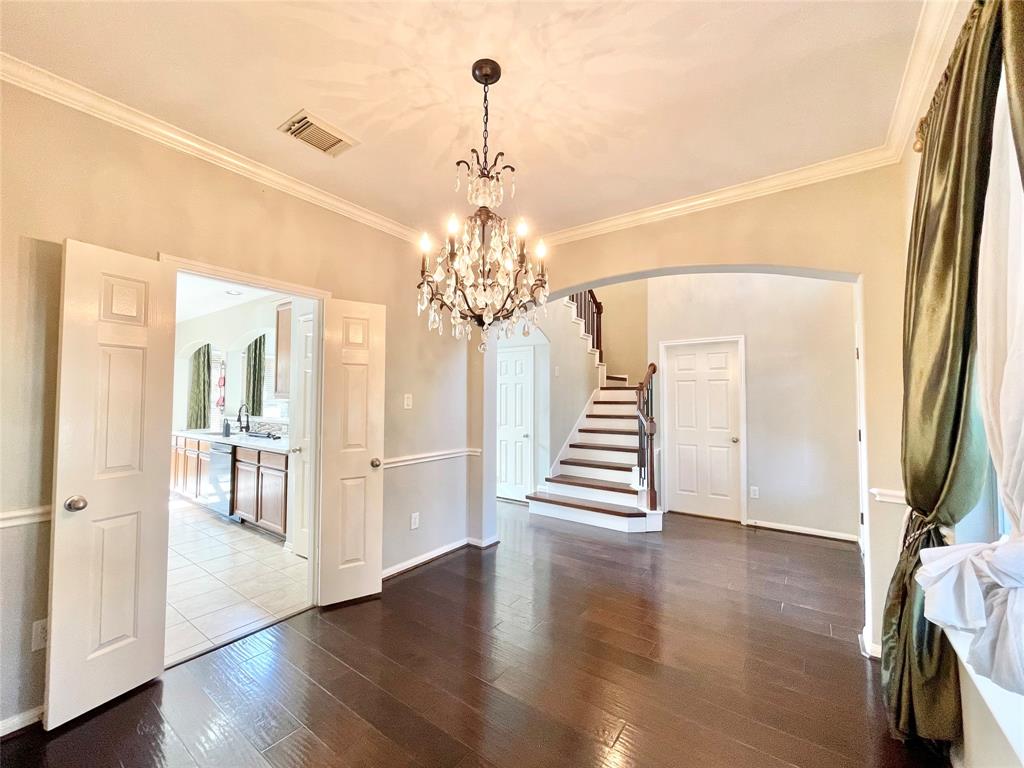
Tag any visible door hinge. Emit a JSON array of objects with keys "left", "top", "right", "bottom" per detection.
[
  {"left": 857, "top": 428, "right": 862, "bottom": 442},
  {"left": 855, "top": 347, "right": 860, "bottom": 360},
  {"left": 860, "top": 512, "right": 864, "bottom": 525}
]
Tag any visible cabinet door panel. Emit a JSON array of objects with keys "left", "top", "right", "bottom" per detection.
[
  {"left": 184, "top": 451, "right": 200, "bottom": 498},
  {"left": 257, "top": 466, "right": 287, "bottom": 536},
  {"left": 197, "top": 453, "right": 211, "bottom": 501},
  {"left": 233, "top": 461, "right": 259, "bottom": 522}
]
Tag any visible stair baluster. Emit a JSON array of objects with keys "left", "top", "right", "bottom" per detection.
[
  {"left": 570, "top": 290, "right": 604, "bottom": 363},
  {"left": 636, "top": 363, "right": 658, "bottom": 511}
]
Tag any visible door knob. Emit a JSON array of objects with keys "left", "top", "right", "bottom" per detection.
[
  {"left": 63, "top": 495, "right": 89, "bottom": 512},
  {"left": 370, "top": 458, "right": 382, "bottom": 469},
  {"left": 289, "top": 447, "right": 303, "bottom": 454},
  {"left": 731, "top": 437, "right": 739, "bottom": 444}
]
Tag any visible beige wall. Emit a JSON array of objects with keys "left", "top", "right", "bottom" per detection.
[
  {"left": 593, "top": 280, "right": 648, "bottom": 382},
  {"left": 647, "top": 272, "right": 860, "bottom": 538},
  {"left": 0, "top": 83, "right": 473, "bottom": 721}
]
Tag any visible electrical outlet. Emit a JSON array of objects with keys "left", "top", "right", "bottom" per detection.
[
  {"left": 31, "top": 619, "right": 48, "bottom": 652},
  {"left": 749, "top": 486, "right": 760, "bottom": 499},
  {"left": 403, "top": 394, "right": 413, "bottom": 410},
  {"left": 410, "top": 512, "right": 420, "bottom": 530}
]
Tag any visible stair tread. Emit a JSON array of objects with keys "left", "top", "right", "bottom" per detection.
[
  {"left": 561, "top": 457, "right": 634, "bottom": 472},
  {"left": 569, "top": 442, "right": 639, "bottom": 453},
  {"left": 601, "top": 386, "right": 635, "bottom": 391},
  {"left": 587, "top": 414, "right": 636, "bottom": 419},
  {"left": 546, "top": 474, "right": 638, "bottom": 495},
  {"left": 579, "top": 427, "right": 638, "bottom": 435},
  {"left": 594, "top": 400, "right": 636, "bottom": 405},
  {"left": 606, "top": 374, "right": 629, "bottom": 382},
  {"left": 526, "top": 491, "right": 645, "bottom": 518}
]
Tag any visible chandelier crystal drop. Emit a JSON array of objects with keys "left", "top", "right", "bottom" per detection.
[{"left": 416, "top": 58, "right": 549, "bottom": 352}]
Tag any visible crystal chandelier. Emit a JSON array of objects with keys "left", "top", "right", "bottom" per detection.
[{"left": 417, "top": 58, "right": 549, "bottom": 351}]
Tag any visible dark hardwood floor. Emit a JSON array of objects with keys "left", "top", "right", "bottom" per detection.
[{"left": 2, "top": 503, "right": 943, "bottom": 767}]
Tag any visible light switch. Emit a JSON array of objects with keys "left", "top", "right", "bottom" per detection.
[
  {"left": 403, "top": 394, "right": 413, "bottom": 410},
  {"left": 554, "top": 365, "right": 560, "bottom": 378},
  {"left": 410, "top": 512, "right": 420, "bottom": 530},
  {"left": 749, "top": 486, "right": 760, "bottom": 499}
]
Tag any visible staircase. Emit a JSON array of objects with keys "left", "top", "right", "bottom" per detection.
[{"left": 527, "top": 368, "right": 662, "bottom": 533}]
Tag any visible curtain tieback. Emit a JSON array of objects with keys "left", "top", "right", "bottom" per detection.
[{"left": 901, "top": 508, "right": 939, "bottom": 551}]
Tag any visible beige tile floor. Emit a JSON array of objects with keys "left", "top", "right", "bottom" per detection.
[{"left": 164, "top": 496, "right": 310, "bottom": 666}]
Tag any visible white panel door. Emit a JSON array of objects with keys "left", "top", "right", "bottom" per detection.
[
  {"left": 665, "top": 340, "right": 742, "bottom": 521},
  {"left": 496, "top": 347, "right": 534, "bottom": 501},
  {"left": 288, "top": 298, "right": 318, "bottom": 560},
  {"left": 318, "top": 298, "right": 385, "bottom": 605},
  {"left": 45, "top": 240, "right": 175, "bottom": 729}
]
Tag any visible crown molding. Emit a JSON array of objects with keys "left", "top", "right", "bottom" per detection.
[
  {"left": 1, "top": 1, "right": 961, "bottom": 250},
  {"left": 545, "top": 0, "right": 961, "bottom": 246},
  {"left": 0, "top": 53, "right": 418, "bottom": 243}
]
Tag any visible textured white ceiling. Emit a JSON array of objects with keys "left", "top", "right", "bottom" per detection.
[{"left": 1, "top": 1, "right": 923, "bottom": 234}]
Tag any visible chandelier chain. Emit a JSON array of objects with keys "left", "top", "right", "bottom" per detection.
[{"left": 481, "top": 84, "right": 490, "bottom": 170}]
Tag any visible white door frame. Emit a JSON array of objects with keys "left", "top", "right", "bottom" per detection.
[
  {"left": 159, "top": 253, "right": 329, "bottom": 606},
  {"left": 659, "top": 335, "right": 748, "bottom": 525}
]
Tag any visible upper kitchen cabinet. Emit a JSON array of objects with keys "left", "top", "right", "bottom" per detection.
[{"left": 274, "top": 301, "right": 292, "bottom": 398}]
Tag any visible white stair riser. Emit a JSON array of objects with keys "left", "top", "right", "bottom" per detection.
[
  {"left": 582, "top": 416, "right": 637, "bottom": 430},
  {"left": 542, "top": 482, "right": 641, "bottom": 506},
  {"left": 591, "top": 402, "right": 636, "bottom": 416},
  {"left": 528, "top": 500, "right": 649, "bottom": 532},
  {"left": 559, "top": 462, "right": 634, "bottom": 482},
  {"left": 566, "top": 446, "right": 640, "bottom": 463},
  {"left": 575, "top": 431, "right": 638, "bottom": 447}
]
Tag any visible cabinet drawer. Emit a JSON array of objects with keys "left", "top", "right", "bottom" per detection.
[
  {"left": 198, "top": 440, "right": 211, "bottom": 453},
  {"left": 259, "top": 450, "right": 287, "bottom": 470},
  {"left": 185, "top": 438, "right": 200, "bottom": 451},
  {"left": 236, "top": 447, "right": 260, "bottom": 464},
  {"left": 175, "top": 436, "right": 185, "bottom": 448}
]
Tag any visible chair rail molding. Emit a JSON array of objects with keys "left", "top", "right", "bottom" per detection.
[
  {"left": 0, "top": 53, "right": 417, "bottom": 243},
  {"left": 382, "top": 448, "right": 482, "bottom": 470},
  {"left": 869, "top": 488, "right": 907, "bottom": 505},
  {"left": 0, "top": 505, "right": 52, "bottom": 529}
]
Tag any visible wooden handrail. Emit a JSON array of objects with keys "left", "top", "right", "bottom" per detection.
[{"left": 636, "top": 363, "right": 657, "bottom": 511}]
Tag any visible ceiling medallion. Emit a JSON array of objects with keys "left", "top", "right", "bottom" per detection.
[{"left": 417, "top": 58, "right": 549, "bottom": 352}]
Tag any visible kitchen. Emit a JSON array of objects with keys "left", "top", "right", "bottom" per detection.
[{"left": 164, "top": 273, "right": 317, "bottom": 665}]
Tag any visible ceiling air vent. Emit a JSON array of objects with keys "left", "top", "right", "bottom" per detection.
[{"left": 277, "top": 110, "right": 358, "bottom": 157}]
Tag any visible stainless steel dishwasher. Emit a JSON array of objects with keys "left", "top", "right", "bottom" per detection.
[{"left": 202, "top": 442, "right": 234, "bottom": 517}]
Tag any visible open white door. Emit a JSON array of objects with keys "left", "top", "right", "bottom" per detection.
[
  {"left": 45, "top": 240, "right": 175, "bottom": 729},
  {"left": 288, "top": 298, "right": 318, "bottom": 560},
  {"left": 496, "top": 347, "right": 534, "bottom": 501},
  {"left": 318, "top": 298, "right": 385, "bottom": 605}
]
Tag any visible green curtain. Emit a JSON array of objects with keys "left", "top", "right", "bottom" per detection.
[
  {"left": 882, "top": 0, "right": 1024, "bottom": 745},
  {"left": 244, "top": 334, "right": 266, "bottom": 417},
  {"left": 186, "top": 344, "right": 211, "bottom": 430}
]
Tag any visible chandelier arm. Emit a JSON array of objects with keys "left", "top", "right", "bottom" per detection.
[{"left": 486, "top": 151, "right": 505, "bottom": 175}]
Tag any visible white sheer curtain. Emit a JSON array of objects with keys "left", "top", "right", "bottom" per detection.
[{"left": 916, "top": 73, "right": 1024, "bottom": 695}]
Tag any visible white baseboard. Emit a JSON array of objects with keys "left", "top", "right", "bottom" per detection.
[
  {"left": 1, "top": 705, "right": 43, "bottom": 736},
  {"left": 745, "top": 519, "right": 859, "bottom": 542},
  {"left": 469, "top": 534, "right": 500, "bottom": 548},
  {"left": 859, "top": 630, "right": 882, "bottom": 659},
  {"left": 382, "top": 538, "right": 469, "bottom": 579}
]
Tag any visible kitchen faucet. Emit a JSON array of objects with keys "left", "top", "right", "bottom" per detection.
[{"left": 236, "top": 404, "right": 251, "bottom": 433}]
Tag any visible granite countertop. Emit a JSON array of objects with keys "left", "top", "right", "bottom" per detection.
[{"left": 173, "top": 429, "right": 289, "bottom": 453}]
